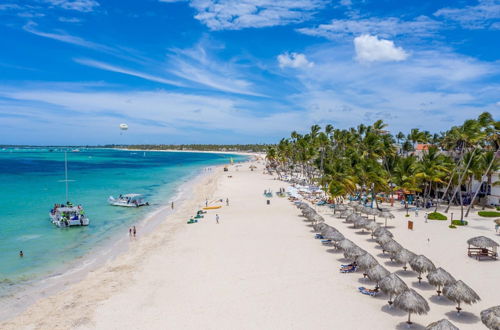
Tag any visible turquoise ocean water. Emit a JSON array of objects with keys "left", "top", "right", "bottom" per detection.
[{"left": 0, "top": 148, "right": 244, "bottom": 295}]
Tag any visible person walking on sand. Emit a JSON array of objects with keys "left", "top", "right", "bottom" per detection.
[
  {"left": 424, "top": 212, "right": 428, "bottom": 223},
  {"left": 226, "top": 198, "right": 229, "bottom": 206},
  {"left": 205, "top": 199, "right": 208, "bottom": 207},
  {"left": 415, "top": 207, "right": 419, "bottom": 217},
  {"left": 133, "top": 226, "right": 137, "bottom": 237},
  {"left": 216, "top": 214, "right": 219, "bottom": 224},
  {"left": 171, "top": 201, "right": 174, "bottom": 209},
  {"left": 129, "top": 228, "right": 132, "bottom": 236}
]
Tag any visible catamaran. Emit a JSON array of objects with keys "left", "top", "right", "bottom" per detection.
[
  {"left": 108, "top": 194, "right": 149, "bottom": 207},
  {"left": 49, "top": 152, "right": 90, "bottom": 227}
]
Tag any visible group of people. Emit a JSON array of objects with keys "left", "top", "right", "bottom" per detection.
[{"left": 128, "top": 226, "right": 137, "bottom": 238}]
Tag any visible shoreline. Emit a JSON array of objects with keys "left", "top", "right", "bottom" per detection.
[{"left": 0, "top": 162, "right": 228, "bottom": 323}]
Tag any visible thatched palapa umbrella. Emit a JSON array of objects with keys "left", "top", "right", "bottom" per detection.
[
  {"left": 394, "top": 289, "right": 430, "bottom": 325},
  {"left": 346, "top": 213, "right": 360, "bottom": 223},
  {"left": 376, "top": 233, "right": 393, "bottom": 246},
  {"left": 353, "top": 217, "right": 368, "bottom": 229},
  {"left": 425, "top": 319, "right": 459, "bottom": 330},
  {"left": 379, "top": 273, "right": 408, "bottom": 305},
  {"left": 409, "top": 255, "right": 436, "bottom": 283},
  {"left": 367, "top": 207, "right": 380, "bottom": 220},
  {"left": 313, "top": 222, "right": 328, "bottom": 232},
  {"left": 339, "top": 209, "right": 354, "bottom": 218},
  {"left": 344, "top": 246, "right": 366, "bottom": 261},
  {"left": 357, "top": 252, "right": 378, "bottom": 271},
  {"left": 373, "top": 226, "right": 393, "bottom": 238},
  {"left": 366, "top": 264, "right": 390, "bottom": 290},
  {"left": 443, "top": 280, "right": 480, "bottom": 314},
  {"left": 337, "top": 239, "right": 356, "bottom": 252},
  {"left": 324, "top": 230, "right": 344, "bottom": 247},
  {"left": 427, "top": 267, "right": 455, "bottom": 296},
  {"left": 381, "top": 239, "right": 402, "bottom": 256},
  {"left": 363, "top": 221, "right": 380, "bottom": 238},
  {"left": 380, "top": 210, "right": 395, "bottom": 227},
  {"left": 395, "top": 249, "right": 417, "bottom": 271},
  {"left": 481, "top": 305, "right": 500, "bottom": 330}
]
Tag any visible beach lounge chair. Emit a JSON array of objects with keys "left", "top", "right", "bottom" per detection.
[
  {"left": 321, "top": 239, "right": 332, "bottom": 245},
  {"left": 340, "top": 265, "right": 357, "bottom": 273},
  {"left": 187, "top": 219, "right": 198, "bottom": 224},
  {"left": 358, "top": 287, "right": 378, "bottom": 296},
  {"left": 315, "top": 234, "right": 324, "bottom": 239}
]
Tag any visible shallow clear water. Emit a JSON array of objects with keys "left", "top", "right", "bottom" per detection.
[{"left": 0, "top": 148, "right": 244, "bottom": 291}]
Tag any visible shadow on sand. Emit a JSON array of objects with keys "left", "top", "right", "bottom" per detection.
[
  {"left": 381, "top": 305, "right": 407, "bottom": 317},
  {"left": 411, "top": 281, "right": 435, "bottom": 291},
  {"left": 395, "top": 321, "right": 426, "bottom": 330},
  {"left": 429, "top": 295, "right": 455, "bottom": 306},
  {"left": 445, "top": 311, "right": 480, "bottom": 324},
  {"left": 395, "top": 269, "right": 416, "bottom": 278},
  {"left": 325, "top": 248, "right": 342, "bottom": 254}
]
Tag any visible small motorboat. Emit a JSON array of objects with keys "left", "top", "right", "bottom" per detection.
[{"left": 108, "top": 194, "right": 149, "bottom": 207}]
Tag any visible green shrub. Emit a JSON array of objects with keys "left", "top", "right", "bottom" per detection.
[
  {"left": 496, "top": 206, "right": 500, "bottom": 211},
  {"left": 448, "top": 225, "right": 457, "bottom": 229},
  {"left": 451, "top": 220, "right": 468, "bottom": 226},
  {"left": 478, "top": 211, "right": 500, "bottom": 217},
  {"left": 428, "top": 212, "right": 447, "bottom": 220},
  {"left": 405, "top": 214, "right": 410, "bottom": 217}
]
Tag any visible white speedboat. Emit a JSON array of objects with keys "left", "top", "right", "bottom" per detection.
[
  {"left": 49, "top": 205, "right": 89, "bottom": 227},
  {"left": 108, "top": 194, "right": 149, "bottom": 207}
]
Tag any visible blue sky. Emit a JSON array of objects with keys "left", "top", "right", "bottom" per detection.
[{"left": 0, "top": 0, "right": 499, "bottom": 145}]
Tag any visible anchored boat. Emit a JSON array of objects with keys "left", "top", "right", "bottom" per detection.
[
  {"left": 108, "top": 194, "right": 149, "bottom": 207},
  {"left": 49, "top": 152, "right": 90, "bottom": 227}
]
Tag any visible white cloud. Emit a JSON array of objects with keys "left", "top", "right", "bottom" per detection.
[
  {"left": 277, "top": 52, "right": 314, "bottom": 69},
  {"left": 354, "top": 34, "right": 409, "bottom": 63},
  {"left": 58, "top": 17, "right": 83, "bottom": 23},
  {"left": 297, "top": 16, "right": 441, "bottom": 39},
  {"left": 74, "top": 58, "right": 186, "bottom": 87},
  {"left": 160, "top": 0, "right": 328, "bottom": 30},
  {"left": 45, "top": 0, "right": 99, "bottom": 12},
  {"left": 434, "top": 0, "right": 500, "bottom": 30},
  {"left": 23, "top": 21, "right": 110, "bottom": 51},
  {"left": 166, "top": 43, "right": 265, "bottom": 96}
]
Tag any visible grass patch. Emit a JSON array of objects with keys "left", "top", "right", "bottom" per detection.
[
  {"left": 478, "top": 211, "right": 500, "bottom": 217},
  {"left": 448, "top": 225, "right": 457, "bottom": 229},
  {"left": 405, "top": 214, "right": 410, "bottom": 217},
  {"left": 428, "top": 212, "right": 447, "bottom": 220},
  {"left": 451, "top": 220, "right": 468, "bottom": 226},
  {"left": 497, "top": 206, "right": 500, "bottom": 211}
]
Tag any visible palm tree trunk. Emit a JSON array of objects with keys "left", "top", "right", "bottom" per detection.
[
  {"left": 445, "top": 147, "right": 477, "bottom": 213},
  {"left": 466, "top": 151, "right": 498, "bottom": 216}
]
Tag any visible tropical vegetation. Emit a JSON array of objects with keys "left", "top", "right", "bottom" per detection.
[{"left": 266, "top": 112, "right": 499, "bottom": 221}]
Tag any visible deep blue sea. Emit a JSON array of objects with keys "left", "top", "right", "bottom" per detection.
[{"left": 0, "top": 148, "right": 244, "bottom": 293}]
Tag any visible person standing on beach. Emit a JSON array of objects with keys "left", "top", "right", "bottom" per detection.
[
  {"left": 216, "top": 214, "right": 219, "bottom": 224},
  {"left": 133, "top": 226, "right": 137, "bottom": 237},
  {"left": 129, "top": 228, "right": 132, "bottom": 236},
  {"left": 171, "top": 201, "right": 174, "bottom": 209},
  {"left": 226, "top": 198, "right": 229, "bottom": 206},
  {"left": 205, "top": 199, "right": 208, "bottom": 207},
  {"left": 424, "top": 213, "right": 428, "bottom": 223}
]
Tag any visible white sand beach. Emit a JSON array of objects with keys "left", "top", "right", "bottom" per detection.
[{"left": 1, "top": 158, "right": 499, "bottom": 330}]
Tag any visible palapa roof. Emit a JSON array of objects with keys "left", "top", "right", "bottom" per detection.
[
  {"left": 335, "top": 204, "right": 348, "bottom": 211},
  {"left": 427, "top": 268, "right": 456, "bottom": 287},
  {"left": 443, "top": 280, "right": 480, "bottom": 305},
  {"left": 346, "top": 213, "right": 361, "bottom": 223},
  {"left": 325, "top": 230, "right": 344, "bottom": 242},
  {"left": 379, "top": 273, "right": 408, "bottom": 295},
  {"left": 425, "top": 319, "right": 459, "bottom": 330},
  {"left": 394, "top": 289, "right": 430, "bottom": 315},
  {"left": 373, "top": 227, "right": 393, "bottom": 237},
  {"left": 409, "top": 255, "right": 436, "bottom": 273},
  {"left": 380, "top": 210, "right": 395, "bottom": 218},
  {"left": 366, "top": 264, "right": 390, "bottom": 282},
  {"left": 356, "top": 253, "right": 378, "bottom": 271},
  {"left": 340, "top": 210, "right": 354, "bottom": 218},
  {"left": 337, "top": 239, "right": 357, "bottom": 252},
  {"left": 376, "top": 234, "right": 394, "bottom": 246},
  {"left": 343, "top": 246, "right": 366, "bottom": 260},
  {"left": 481, "top": 305, "right": 500, "bottom": 330},
  {"left": 467, "top": 236, "right": 499, "bottom": 248},
  {"left": 364, "top": 221, "right": 380, "bottom": 231},
  {"left": 395, "top": 249, "right": 417, "bottom": 264},
  {"left": 381, "top": 239, "right": 402, "bottom": 253},
  {"left": 353, "top": 217, "right": 368, "bottom": 228}
]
